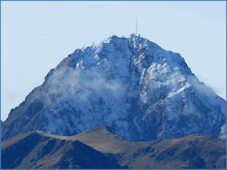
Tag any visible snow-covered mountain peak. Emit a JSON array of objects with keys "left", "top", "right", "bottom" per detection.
[
  {"left": 65, "top": 35, "right": 191, "bottom": 78},
  {"left": 2, "top": 35, "right": 226, "bottom": 142}
]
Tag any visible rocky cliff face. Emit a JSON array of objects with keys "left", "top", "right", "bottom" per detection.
[{"left": 2, "top": 34, "right": 226, "bottom": 141}]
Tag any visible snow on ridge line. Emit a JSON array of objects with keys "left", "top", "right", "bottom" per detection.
[{"left": 2, "top": 34, "right": 226, "bottom": 142}]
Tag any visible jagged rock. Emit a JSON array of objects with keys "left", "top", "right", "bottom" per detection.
[{"left": 2, "top": 34, "right": 226, "bottom": 141}]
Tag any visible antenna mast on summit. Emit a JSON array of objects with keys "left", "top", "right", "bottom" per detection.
[{"left": 136, "top": 19, "right": 137, "bottom": 36}]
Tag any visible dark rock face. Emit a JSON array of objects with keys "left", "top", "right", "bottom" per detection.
[{"left": 1, "top": 35, "right": 226, "bottom": 141}]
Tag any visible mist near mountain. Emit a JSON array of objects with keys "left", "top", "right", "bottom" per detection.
[{"left": 1, "top": 34, "right": 226, "bottom": 142}]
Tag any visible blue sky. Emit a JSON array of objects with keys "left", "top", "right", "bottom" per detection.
[{"left": 1, "top": 1, "right": 226, "bottom": 121}]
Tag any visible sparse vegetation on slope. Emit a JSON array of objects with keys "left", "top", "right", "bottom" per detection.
[{"left": 2, "top": 126, "right": 226, "bottom": 169}]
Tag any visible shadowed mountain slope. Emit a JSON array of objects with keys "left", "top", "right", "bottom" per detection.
[
  {"left": 1, "top": 130, "right": 123, "bottom": 169},
  {"left": 2, "top": 126, "right": 226, "bottom": 169}
]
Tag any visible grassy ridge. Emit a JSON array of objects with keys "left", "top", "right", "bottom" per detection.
[{"left": 1, "top": 127, "right": 226, "bottom": 169}]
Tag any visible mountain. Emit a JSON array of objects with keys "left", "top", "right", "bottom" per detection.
[
  {"left": 1, "top": 34, "right": 226, "bottom": 141},
  {"left": 1, "top": 129, "right": 123, "bottom": 169},
  {"left": 2, "top": 126, "right": 226, "bottom": 169}
]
